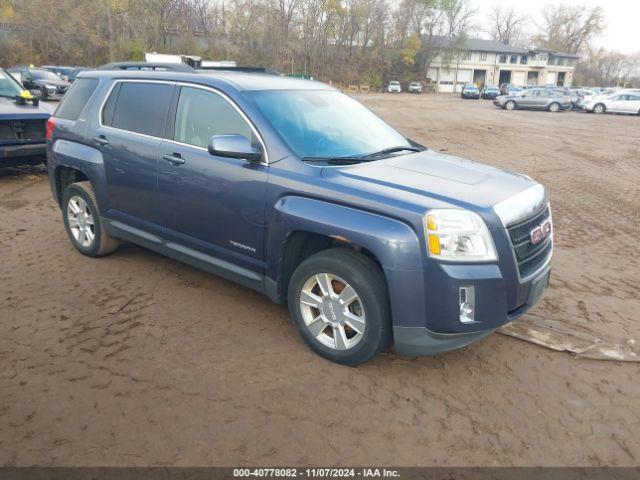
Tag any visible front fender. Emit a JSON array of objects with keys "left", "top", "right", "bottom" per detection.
[{"left": 267, "top": 195, "right": 426, "bottom": 328}]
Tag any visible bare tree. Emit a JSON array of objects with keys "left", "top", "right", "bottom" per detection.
[
  {"left": 488, "top": 6, "right": 526, "bottom": 46},
  {"left": 439, "top": 0, "right": 477, "bottom": 36},
  {"left": 534, "top": 4, "right": 605, "bottom": 54}
]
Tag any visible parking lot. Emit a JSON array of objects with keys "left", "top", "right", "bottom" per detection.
[{"left": 1, "top": 93, "right": 639, "bottom": 467}]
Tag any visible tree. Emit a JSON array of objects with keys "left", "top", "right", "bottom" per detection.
[
  {"left": 534, "top": 4, "right": 605, "bottom": 54},
  {"left": 487, "top": 6, "right": 526, "bottom": 46}
]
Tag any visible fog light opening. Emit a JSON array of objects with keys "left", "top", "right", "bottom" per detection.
[{"left": 459, "top": 286, "right": 475, "bottom": 324}]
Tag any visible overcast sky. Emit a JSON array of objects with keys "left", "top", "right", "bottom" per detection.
[{"left": 469, "top": 0, "right": 639, "bottom": 54}]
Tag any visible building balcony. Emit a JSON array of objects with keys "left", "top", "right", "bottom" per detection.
[{"left": 527, "top": 59, "right": 548, "bottom": 68}]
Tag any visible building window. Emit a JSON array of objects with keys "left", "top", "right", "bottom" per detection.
[
  {"left": 463, "top": 51, "right": 472, "bottom": 61},
  {"left": 479, "top": 51, "right": 487, "bottom": 61},
  {"left": 510, "top": 55, "right": 518, "bottom": 64},
  {"left": 520, "top": 55, "right": 528, "bottom": 64},
  {"left": 499, "top": 54, "right": 507, "bottom": 63}
]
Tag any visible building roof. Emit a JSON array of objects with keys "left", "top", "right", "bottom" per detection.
[
  {"left": 424, "top": 35, "right": 529, "bottom": 55},
  {"left": 529, "top": 48, "right": 581, "bottom": 59}
]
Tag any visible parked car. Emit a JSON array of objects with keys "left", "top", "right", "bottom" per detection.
[
  {"left": 0, "top": 68, "right": 52, "bottom": 167},
  {"left": 480, "top": 85, "right": 500, "bottom": 100},
  {"left": 461, "top": 83, "right": 479, "bottom": 99},
  {"left": 46, "top": 68, "right": 552, "bottom": 365},
  {"left": 408, "top": 81, "right": 422, "bottom": 93},
  {"left": 41, "top": 65, "right": 76, "bottom": 82},
  {"left": 582, "top": 92, "right": 640, "bottom": 115},
  {"left": 387, "top": 80, "right": 401, "bottom": 93},
  {"left": 68, "top": 67, "right": 91, "bottom": 83},
  {"left": 494, "top": 88, "right": 572, "bottom": 112},
  {"left": 499, "top": 83, "right": 523, "bottom": 96},
  {"left": 7, "top": 66, "right": 71, "bottom": 101}
]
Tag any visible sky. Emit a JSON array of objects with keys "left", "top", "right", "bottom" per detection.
[{"left": 469, "top": 0, "right": 639, "bottom": 54}]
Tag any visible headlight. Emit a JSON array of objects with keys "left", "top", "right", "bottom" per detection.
[{"left": 426, "top": 209, "right": 497, "bottom": 262}]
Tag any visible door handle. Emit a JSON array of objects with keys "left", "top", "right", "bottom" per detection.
[
  {"left": 93, "top": 135, "right": 109, "bottom": 146},
  {"left": 163, "top": 153, "right": 185, "bottom": 165}
]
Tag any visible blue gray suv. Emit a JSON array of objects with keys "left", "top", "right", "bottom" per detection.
[{"left": 46, "top": 67, "right": 552, "bottom": 365}]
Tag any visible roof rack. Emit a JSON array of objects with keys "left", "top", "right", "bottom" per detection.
[
  {"left": 97, "top": 62, "right": 196, "bottom": 72},
  {"left": 198, "top": 66, "right": 281, "bottom": 76}
]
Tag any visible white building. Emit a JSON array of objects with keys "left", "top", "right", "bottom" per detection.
[{"left": 425, "top": 37, "right": 580, "bottom": 93}]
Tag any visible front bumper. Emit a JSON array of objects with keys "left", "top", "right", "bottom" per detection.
[
  {"left": 0, "top": 143, "right": 46, "bottom": 166},
  {"left": 462, "top": 92, "right": 479, "bottom": 98},
  {"left": 391, "top": 261, "right": 551, "bottom": 356}
]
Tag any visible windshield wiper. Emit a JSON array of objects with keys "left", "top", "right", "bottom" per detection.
[
  {"left": 359, "top": 146, "right": 423, "bottom": 159},
  {"left": 302, "top": 156, "right": 364, "bottom": 165},
  {"left": 302, "top": 146, "right": 424, "bottom": 166}
]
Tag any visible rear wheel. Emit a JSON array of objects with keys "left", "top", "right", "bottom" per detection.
[
  {"left": 548, "top": 102, "right": 560, "bottom": 112},
  {"left": 287, "top": 248, "right": 391, "bottom": 366},
  {"left": 505, "top": 100, "right": 516, "bottom": 110},
  {"left": 62, "top": 181, "right": 119, "bottom": 257},
  {"left": 593, "top": 103, "right": 606, "bottom": 114}
]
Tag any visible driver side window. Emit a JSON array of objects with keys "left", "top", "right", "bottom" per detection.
[{"left": 173, "top": 86, "right": 253, "bottom": 149}]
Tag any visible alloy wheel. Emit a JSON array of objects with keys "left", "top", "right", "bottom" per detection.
[
  {"left": 299, "top": 273, "right": 366, "bottom": 351},
  {"left": 67, "top": 195, "right": 95, "bottom": 248}
]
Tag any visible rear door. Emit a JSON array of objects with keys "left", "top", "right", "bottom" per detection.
[
  {"left": 627, "top": 94, "right": 640, "bottom": 114},
  {"left": 157, "top": 84, "right": 268, "bottom": 271},
  {"left": 94, "top": 80, "right": 175, "bottom": 231}
]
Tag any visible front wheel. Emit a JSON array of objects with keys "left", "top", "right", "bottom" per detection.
[
  {"left": 505, "top": 100, "right": 516, "bottom": 110},
  {"left": 287, "top": 249, "right": 391, "bottom": 366},
  {"left": 593, "top": 103, "right": 606, "bottom": 114},
  {"left": 40, "top": 87, "right": 48, "bottom": 101},
  {"left": 62, "top": 181, "right": 119, "bottom": 257},
  {"left": 548, "top": 102, "right": 560, "bottom": 112}
]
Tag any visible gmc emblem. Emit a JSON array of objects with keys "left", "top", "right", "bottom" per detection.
[{"left": 530, "top": 219, "right": 552, "bottom": 245}]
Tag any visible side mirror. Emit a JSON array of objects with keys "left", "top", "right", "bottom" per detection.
[{"left": 208, "top": 134, "right": 263, "bottom": 162}]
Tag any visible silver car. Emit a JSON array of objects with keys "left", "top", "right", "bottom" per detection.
[
  {"left": 493, "top": 88, "right": 572, "bottom": 112},
  {"left": 582, "top": 92, "right": 640, "bottom": 115}
]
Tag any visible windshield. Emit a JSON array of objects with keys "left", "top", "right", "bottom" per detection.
[
  {"left": 250, "top": 90, "right": 411, "bottom": 160},
  {"left": 0, "top": 70, "right": 24, "bottom": 98},
  {"left": 30, "top": 69, "right": 61, "bottom": 81}
]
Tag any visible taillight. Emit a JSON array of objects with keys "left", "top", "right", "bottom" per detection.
[{"left": 45, "top": 117, "right": 55, "bottom": 141}]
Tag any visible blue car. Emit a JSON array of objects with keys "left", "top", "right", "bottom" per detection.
[
  {"left": 461, "top": 83, "right": 480, "bottom": 99},
  {"left": 46, "top": 64, "right": 552, "bottom": 365},
  {"left": 1, "top": 68, "right": 52, "bottom": 167}
]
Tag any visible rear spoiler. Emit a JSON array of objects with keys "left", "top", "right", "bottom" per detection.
[{"left": 97, "top": 62, "right": 196, "bottom": 73}]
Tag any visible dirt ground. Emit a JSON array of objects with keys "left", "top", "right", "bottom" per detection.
[{"left": 1, "top": 94, "right": 639, "bottom": 467}]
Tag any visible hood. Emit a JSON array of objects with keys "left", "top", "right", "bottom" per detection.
[
  {"left": 320, "top": 149, "right": 538, "bottom": 214},
  {"left": 0, "top": 96, "right": 53, "bottom": 121}
]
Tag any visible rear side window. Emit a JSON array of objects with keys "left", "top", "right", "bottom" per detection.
[
  {"left": 55, "top": 78, "right": 98, "bottom": 120},
  {"left": 106, "top": 82, "right": 173, "bottom": 137}
]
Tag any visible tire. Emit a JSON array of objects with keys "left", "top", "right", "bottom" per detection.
[
  {"left": 40, "top": 87, "right": 47, "bottom": 101},
  {"left": 287, "top": 248, "right": 391, "bottom": 366},
  {"left": 548, "top": 102, "right": 560, "bottom": 112},
  {"left": 62, "top": 181, "right": 119, "bottom": 257},
  {"left": 593, "top": 103, "right": 606, "bottom": 114},
  {"left": 505, "top": 100, "right": 516, "bottom": 110}
]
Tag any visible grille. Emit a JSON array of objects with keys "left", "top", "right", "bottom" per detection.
[
  {"left": 0, "top": 120, "right": 46, "bottom": 143},
  {"left": 507, "top": 206, "right": 552, "bottom": 278}
]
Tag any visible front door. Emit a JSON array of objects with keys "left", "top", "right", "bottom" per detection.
[{"left": 157, "top": 85, "right": 268, "bottom": 271}]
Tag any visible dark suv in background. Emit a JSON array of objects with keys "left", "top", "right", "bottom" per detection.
[
  {"left": 8, "top": 66, "right": 71, "bottom": 100},
  {"left": 46, "top": 66, "right": 552, "bottom": 365}
]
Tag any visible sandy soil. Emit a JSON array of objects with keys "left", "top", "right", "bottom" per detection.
[{"left": 0, "top": 94, "right": 639, "bottom": 467}]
